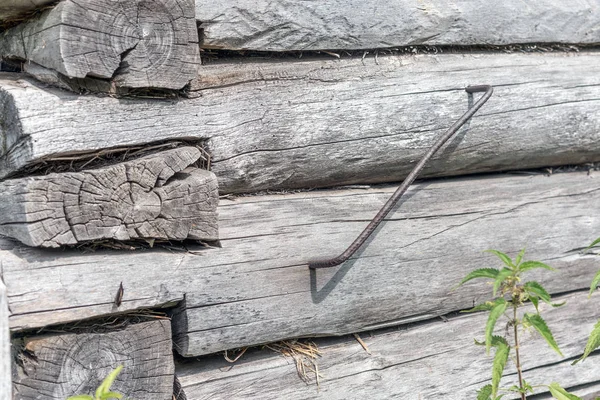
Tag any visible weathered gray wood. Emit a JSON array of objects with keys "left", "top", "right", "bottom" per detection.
[
  {"left": 2, "top": 52, "right": 600, "bottom": 192},
  {"left": 2, "top": 172, "right": 600, "bottom": 356},
  {"left": 13, "top": 319, "right": 174, "bottom": 400},
  {"left": 0, "top": 1, "right": 55, "bottom": 25},
  {"left": 0, "top": 0, "right": 200, "bottom": 90},
  {"left": 196, "top": 0, "right": 600, "bottom": 51},
  {"left": 176, "top": 291, "right": 600, "bottom": 400},
  {"left": 0, "top": 147, "right": 218, "bottom": 247},
  {"left": 0, "top": 279, "right": 10, "bottom": 400}
]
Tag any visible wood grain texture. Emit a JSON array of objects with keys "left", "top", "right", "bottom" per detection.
[
  {"left": 0, "top": 279, "right": 10, "bottom": 400},
  {"left": 0, "top": 0, "right": 200, "bottom": 90},
  {"left": 13, "top": 320, "right": 174, "bottom": 400},
  {"left": 0, "top": 1, "right": 54, "bottom": 24},
  {"left": 176, "top": 291, "right": 600, "bottom": 400},
  {"left": 1, "top": 51, "right": 600, "bottom": 192},
  {"left": 2, "top": 172, "right": 600, "bottom": 356},
  {"left": 0, "top": 147, "right": 219, "bottom": 247},
  {"left": 196, "top": 0, "right": 600, "bottom": 51}
]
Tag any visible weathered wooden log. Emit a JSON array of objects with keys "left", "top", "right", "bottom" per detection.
[
  {"left": 0, "top": 1, "right": 55, "bottom": 25},
  {"left": 1, "top": 51, "right": 600, "bottom": 192},
  {"left": 0, "top": 0, "right": 200, "bottom": 90},
  {"left": 13, "top": 319, "right": 174, "bottom": 400},
  {"left": 0, "top": 279, "right": 10, "bottom": 400},
  {"left": 0, "top": 147, "right": 219, "bottom": 247},
  {"left": 2, "top": 172, "right": 600, "bottom": 356},
  {"left": 196, "top": 0, "right": 600, "bottom": 51},
  {"left": 176, "top": 291, "right": 600, "bottom": 400}
]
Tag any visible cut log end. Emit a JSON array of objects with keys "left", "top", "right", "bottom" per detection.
[
  {"left": 0, "top": 0, "right": 200, "bottom": 91},
  {"left": 12, "top": 320, "right": 175, "bottom": 400},
  {"left": 0, "top": 146, "right": 219, "bottom": 248}
]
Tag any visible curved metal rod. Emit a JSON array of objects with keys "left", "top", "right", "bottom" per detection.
[{"left": 308, "top": 85, "right": 493, "bottom": 269}]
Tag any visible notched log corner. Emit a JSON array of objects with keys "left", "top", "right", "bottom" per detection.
[
  {"left": 12, "top": 320, "right": 174, "bottom": 400},
  {"left": 0, "top": 0, "right": 200, "bottom": 92},
  {"left": 0, "top": 147, "right": 219, "bottom": 248}
]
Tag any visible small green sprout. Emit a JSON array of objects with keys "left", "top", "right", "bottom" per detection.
[{"left": 67, "top": 365, "right": 124, "bottom": 400}]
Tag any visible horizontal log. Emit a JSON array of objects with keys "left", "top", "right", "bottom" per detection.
[
  {"left": 0, "top": 0, "right": 200, "bottom": 90},
  {"left": 176, "top": 291, "right": 600, "bottom": 400},
  {"left": 0, "top": 279, "right": 10, "bottom": 400},
  {"left": 0, "top": 1, "right": 54, "bottom": 25},
  {"left": 2, "top": 51, "right": 600, "bottom": 192},
  {"left": 2, "top": 172, "right": 600, "bottom": 357},
  {"left": 196, "top": 0, "right": 600, "bottom": 51},
  {"left": 0, "top": 147, "right": 219, "bottom": 247},
  {"left": 13, "top": 320, "right": 174, "bottom": 400}
]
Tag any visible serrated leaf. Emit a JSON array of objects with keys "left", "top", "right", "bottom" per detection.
[
  {"left": 529, "top": 295, "right": 540, "bottom": 312},
  {"left": 66, "top": 396, "right": 94, "bottom": 400},
  {"left": 485, "top": 249, "right": 515, "bottom": 268},
  {"left": 490, "top": 336, "right": 510, "bottom": 398},
  {"left": 462, "top": 301, "right": 496, "bottom": 313},
  {"left": 477, "top": 384, "right": 493, "bottom": 400},
  {"left": 515, "top": 247, "right": 526, "bottom": 266},
  {"left": 454, "top": 268, "right": 499, "bottom": 290},
  {"left": 589, "top": 270, "right": 600, "bottom": 297},
  {"left": 486, "top": 298, "right": 507, "bottom": 354},
  {"left": 100, "top": 392, "right": 123, "bottom": 400},
  {"left": 524, "top": 313, "right": 563, "bottom": 356},
  {"left": 573, "top": 320, "right": 600, "bottom": 364},
  {"left": 524, "top": 281, "right": 565, "bottom": 308},
  {"left": 519, "top": 260, "right": 555, "bottom": 274},
  {"left": 96, "top": 365, "right": 123, "bottom": 398},
  {"left": 493, "top": 268, "right": 513, "bottom": 296},
  {"left": 548, "top": 382, "right": 582, "bottom": 400}
]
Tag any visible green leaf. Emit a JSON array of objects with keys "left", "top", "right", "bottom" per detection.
[
  {"left": 524, "top": 313, "right": 563, "bottom": 356},
  {"left": 586, "top": 237, "right": 600, "bottom": 252},
  {"left": 548, "top": 382, "right": 582, "bottom": 400},
  {"left": 573, "top": 320, "right": 600, "bottom": 364},
  {"left": 486, "top": 298, "right": 507, "bottom": 354},
  {"left": 485, "top": 249, "right": 515, "bottom": 269},
  {"left": 493, "top": 268, "right": 513, "bottom": 296},
  {"left": 477, "top": 384, "right": 493, "bottom": 400},
  {"left": 515, "top": 247, "right": 526, "bottom": 266},
  {"left": 454, "top": 268, "right": 499, "bottom": 289},
  {"left": 490, "top": 336, "right": 510, "bottom": 399},
  {"left": 529, "top": 295, "right": 540, "bottom": 312},
  {"left": 100, "top": 392, "right": 123, "bottom": 400},
  {"left": 523, "top": 281, "right": 565, "bottom": 308},
  {"left": 66, "top": 396, "right": 94, "bottom": 400},
  {"left": 95, "top": 365, "right": 123, "bottom": 398},
  {"left": 518, "top": 260, "right": 555, "bottom": 274},
  {"left": 589, "top": 270, "right": 600, "bottom": 297},
  {"left": 462, "top": 301, "right": 496, "bottom": 313}
]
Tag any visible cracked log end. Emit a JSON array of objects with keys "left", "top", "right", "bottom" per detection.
[
  {"left": 0, "top": 146, "right": 219, "bottom": 248},
  {"left": 12, "top": 320, "right": 174, "bottom": 400},
  {"left": 0, "top": 0, "right": 200, "bottom": 91}
]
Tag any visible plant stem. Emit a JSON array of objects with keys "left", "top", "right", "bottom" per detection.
[{"left": 513, "top": 300, "right": 526, "bottom": 400}]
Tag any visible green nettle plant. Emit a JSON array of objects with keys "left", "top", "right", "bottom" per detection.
[
  {"left": 455, "top": 249, "right": 580, "bottom": 400},
  {"left": 575, "top": 237, "right": 600, "bottom": 365},
  {"left": 67, "top": 365, "right": 124, "bottom": 400}
]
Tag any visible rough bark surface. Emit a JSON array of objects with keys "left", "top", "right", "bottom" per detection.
[
  {"left": 0, "top": 1, "right": 55, "bottom": 24},
  {"left": 176, "top": 291, "right": 600, "bottom": 400},
  {"left": 0, "top": 279, "right": 10, "bottom": 400},
  {"left": 2, "top": 172, "right": 599, "bottom": 357},
  {"left": 1, "top": 52, "right": 600, "bottom": 192},
  {"left": 0, "top": 147, "right": 219, "bottom": 247},
  {"left": 0, "top": 0, "right": 200, "bottom": 90},
  {"left": 196, "top": 0, "right": 600, "bottom": 51},
  {"left": 13, "top": 320, "right": 174, "bottom": 400}
]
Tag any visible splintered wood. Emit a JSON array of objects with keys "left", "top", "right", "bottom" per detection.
[
  {"left": 0, "top": 0, "right": 200, "bottom": 90},
  {"left": 0, "top": 280, "right": 10, "bottom": 400},
  {"left": 12, "top": 320, "right": 174, "bottom": 400},
  {"left": 0, "top": 147, "right": 219, "bottom": 247}
]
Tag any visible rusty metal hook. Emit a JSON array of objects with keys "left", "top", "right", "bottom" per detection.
[{"left": 308, "top": 85, "right": 493, "bottom": 269}]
